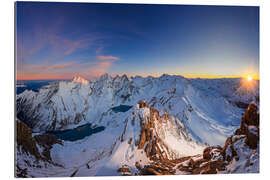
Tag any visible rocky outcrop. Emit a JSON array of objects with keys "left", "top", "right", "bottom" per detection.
[
  {"left": 16, "top": 120, "right": 42, "bottom": 160},
  {"left": 16, "top": 120, "right": 63, "bottom": 162},
  {"left": 134, "top": 103, "right": 259, "bottom": 175},
  {"left": 140, "top": 164, "right": 175, "bottom": 175},
  {"left": 184, "top": 103, "right": 259, "bottom": 174},
  {"left": 234, "top": 103, "right": 259, "bottom": 149},
  {"left": 117, "top": 165, "right": 132, "bottom": 176},
  {"left": 16, "top": 120, "right": 63, "bottom": 177},
  {"left": 220, "top": 103, "right": 259, "bottom": 173},
  {"left": 137, "top": 101, "right": 171, "bottom": 160},
  {"left": 203, "top": 146, "right": 223, "bottom": 161},
  {"left": 138, "top": 100, "right": 149, "bottom": 109},
  {"left": 34, "top": 134, "right": 63, "bottom": 161}
]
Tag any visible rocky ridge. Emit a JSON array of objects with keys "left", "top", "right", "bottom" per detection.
[{"left": 118, "top": 103, "right": 259, "bottom": 175}]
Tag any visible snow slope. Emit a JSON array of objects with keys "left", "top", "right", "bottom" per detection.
[
  {"left": 15, "top": 74, "right": 259, "bottom": 177},
  {"left": 17, "top": 74, "right": 258, "bottom": 146},
  {"left": 47, "top": 103, "right": 205, "bottom": 176}
]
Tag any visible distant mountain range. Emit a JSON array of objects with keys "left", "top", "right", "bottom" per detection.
[{"left": 15, "top": 74, "right": 259, "bottom": 177}]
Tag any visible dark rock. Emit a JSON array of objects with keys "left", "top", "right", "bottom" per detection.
[
  {"left": 138, "top": 130, "right": 146, "bottom": 149},
  {"left": 34, "top": 134, "right": 63, "bottom": 161},
  {"left": 16, "top": 165, "right": 28, "bottom": 178},
  {"left": 117, "top": 165, "right": 132, "bottom": 175},
  {"left": 234, "top": 103, "right": 259, "bottom": 149},
  {"left": 138, "top": 100, "right": 149, "bottom": 108},
  {"left": 203, "top": 146, "right": 222, "bottom": 161},
  {"left": 16, "top": 121, "right": 41, "bottom": 160}
]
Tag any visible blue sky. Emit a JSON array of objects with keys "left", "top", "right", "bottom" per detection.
[{"left": 16, "top": 2, "right": 259, "bottom": 80}]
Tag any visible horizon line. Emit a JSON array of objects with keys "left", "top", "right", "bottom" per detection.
[{"left": 16, "top": 73, "right": 260, "bottom": 81}]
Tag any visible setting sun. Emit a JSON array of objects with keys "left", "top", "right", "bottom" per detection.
[{"left": 247, "top": 76, "right": 253, "bottom": 82}]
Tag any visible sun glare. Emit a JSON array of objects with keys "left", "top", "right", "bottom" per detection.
[
  {"left": 247, "top": 76, "right": 253, "bottom": 82},
  {"left": 241, "top": 75, "right": 256, "bottom": 90}
]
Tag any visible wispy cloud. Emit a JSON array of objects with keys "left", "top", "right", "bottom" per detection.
[
  {"left": 80, "top": 61, "right": 112, "bottom": 79},
  {"left": 48, "top": 34, "right": 99, "bottom": 56},
  {"left": 16, "top": 11, "right": 121, "bottom": 80},
  {"left": 28, "top": 62, "right": 75, "bottom": 70},
  {"left": 17, "top": 18, "right": 103, "bottom": 63},
  {"left": 17, "top": 60, "right": 114, "bottom": 80},
  {"left": 96, "top": 55, "right": 120, "bottom": 61}
]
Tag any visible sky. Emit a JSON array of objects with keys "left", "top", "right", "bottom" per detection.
[{"left": 16, "top": 2, "right": 259, "bottom": 80}]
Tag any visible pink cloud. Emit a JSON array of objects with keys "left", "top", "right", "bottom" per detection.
[
  {"left": 49, "top": 63, "right": 74, "bottom": 69},
  {"left": 96, "top": 55, "right": 120, "bottom": 61},
  {"left": 18, "top": 60, "right": 114, "bottom": 80},
  {"left": 27, "top": 62, "right": 75, "bottom": 71},
  {"left": 80, "top": 61, "right": 113, "bottom": 79}
]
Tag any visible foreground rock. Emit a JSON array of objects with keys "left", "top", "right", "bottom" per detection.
[
  {"left": 15, "top": 120, "right": 63, "bottom": 177},
  {"left": 130, "top": 103, "right": 259, "bottom": 175}
]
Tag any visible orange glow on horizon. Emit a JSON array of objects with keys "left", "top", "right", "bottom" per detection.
[
  {"left": 16, "top": 72, "right": 260, "bottom": 81},
  {"left": 16, "top": 72, "right": 75, "bottom": 81},
  {"left": 241, "top": 77, "right": 257, "bottom": 90}
]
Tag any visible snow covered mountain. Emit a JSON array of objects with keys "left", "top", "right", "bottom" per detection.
[
  {"left": 72, "top": 76, "right": 89, "bottom": 84},
  {"left": 15, "top": 74, "right": 259, "bottom": 177},
  {"left": 16, "top": 74, "right": 258, "bottom": 144}
]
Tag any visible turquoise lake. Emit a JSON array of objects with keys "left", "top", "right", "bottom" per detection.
[
  {"left": 111, "top": 105, "right": 133, "bottom": 112},
  {"left": 47, "top": 123, "right": 105, "bottom": 141}
]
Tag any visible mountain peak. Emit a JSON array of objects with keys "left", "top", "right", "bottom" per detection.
[
  {"left": 72, "top": 76, "right": 88, "bottom": 84},
  {"left": 99, "top": 73, "right": 112, "bottom": 81},
  {"left": 121, "top": 74, "right": 128, "bottom": 80}
]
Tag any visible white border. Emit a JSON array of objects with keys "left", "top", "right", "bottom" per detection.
[{"left": 1, "top": 0, "right": 269, "bottom": 180}]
